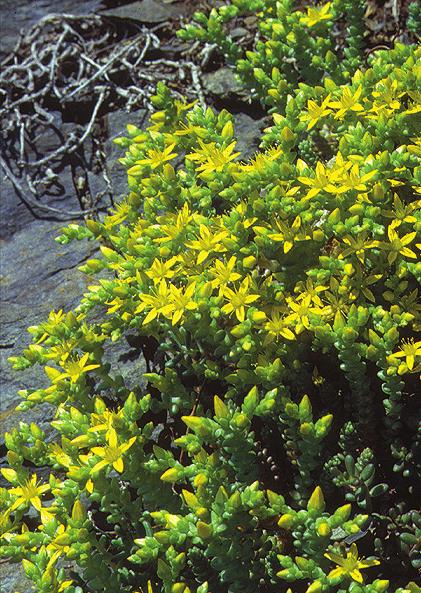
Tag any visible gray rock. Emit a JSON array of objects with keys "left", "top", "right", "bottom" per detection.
[
  {"left": 231, "top": 27, "right": 249, "bottom": 39},
  {"left": 0, "top": 102, "right": 154, "bottom": 442},
  {"left": 202, "top": 67, "right": 243, "bottom": 99},
  {"left": 2, "top": 0, "right": 103, "bottom": 59},
  {"left": 101, "top": 0, "right": 183, "bottom": 24},
  {"left": 0, "top": 562, "right": 34, "bottom": 593},
  {"left": 233, "top": 112, "right": 266, "bottom": 160},
  {"left": 101, "top": 334, "right": 147, "bottom": 392},
  {"left": 0, "top": 220, "right": 97, "bottom": 441}
]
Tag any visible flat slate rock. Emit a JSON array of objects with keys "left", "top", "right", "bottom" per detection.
[
  {"left": 0, "top": 103, "right": 153, "bottom": 445},
  {"left": 0, "top": 562, "right": 34, "bottom": 593},
  {"left": 233, "top": 112, "right": 266, "bottom": 160},
  {"left": 101, "top": 0, "right": 184, "bottom": 23},
  {"left": 0, "top": 219, "right": 97, "bottom": 441},
  {"left": 1, "top": 0, "right": 103, "bottom": 59},
  {"left": 202, "top": 67, "right": 244, "bottom": 98}
]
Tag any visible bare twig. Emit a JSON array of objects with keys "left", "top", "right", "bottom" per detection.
[{"left": 0, "top": 12, "right": 206, "bottom": 220}]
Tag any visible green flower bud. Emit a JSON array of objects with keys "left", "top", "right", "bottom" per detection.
[
  {"left": 197, "top": 521, "right": 213, "bottom": 539},
  {"left": 334, "top": 504, "right": 352, "bottom": 522},
  {"left": 307, "top": 486, "right": 325, "bottom": 514},
  {"left": 306, "top": 581, "right": 323, "bottom": 593},
  {"left": 316, "top": 521, "right": 331, "bottom": 537},
  {"left": 243, "top": 255, "right": 257, "bottom": 268},
  {"left": 214, "top": 395, "right": 229, "bottom": 419},
  {"left": 372, "top": 581, "right": 390, "bottom": 592},
  {"left": 278, "top": 513, "right": 295, "bottom": 529}
]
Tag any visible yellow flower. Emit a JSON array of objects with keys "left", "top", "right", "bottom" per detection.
[
  {"left": 90, "top": 428, "right": 136, "bottom": 474},
  {"left": 300, "top": 94, "right": 332, "bottom": 130},
  {"left": 379, "top": 222, "right": 417, "bottom": 264},
  {"left": 321, "top": 278, "right": 352, "bottom": 325},
  {"left": 268, "top": 215, "right": 310, "bottom": 253},
  {"left": 368, "top": 78, "right": 405, "bottom": 117},
  {"left": 103, "top": 200, "right": 130, "bottom": 229},
  {"left": 33, "top": 309, "right": 66, "bottom": 343},
  {"left": 285, "top": 295, "right": 322, "bottom": 333},
  {"left": 168, "top": 282, "right": 198, "bottom": 325},
  {"left": 154, "top": 203, "right": 193, "bottom": 244},
  {"left": 89, "top": 406, "right": 123, "bottom": 438},
  {"left": 105, "top": 297, "right": 124, "bottom": 315},
  {"left": 382, "top": 194, "right": 418, "bottom": 224},
  {"left": 298, "top": 162, "right": 337, "bottom": 200},
  {"left": 300, "top": 2, "right": 333, "bottom": 27},
  {"left": 187, "top": 140, "right": 240, "bottom": 176},
  {"left": 146, "top": 256, "right": 179, "bottom": 284},
  {"left": 221, "top": 277, "right": 260, "bottom": 322},
  {"left": 240, "top": 146, "right": 283, "bottom": 173},
  {"left": 186, "top": 224, "right": 228, "bottom": 264},
  {"left": 46, "top": 524, "right": 71, "bottom": 555},
  {"left": 47, "top": 339, "right": 77, "bottom": 363},
  {"left": 53, "top": 353, "right": 100, "bottom": 384},
  {"left": 341, "top": 232, "right": 379, "bottom": 264},
  {"left": 336, "top": 164, "right": 377, "bottom": 193},
  {"left": 209, "top": 256, "right": 242, "bottom": 290},
  {"left": 174, "top": 98, "right": 198, "bottom": 117},
  {"left": 175, "top": 121, "right": 207, "bottom": 138},
  {"left": 48, "top": 443, "right": 73, "bottom": 469},
  {"left": 328, "top": 85, "right": 364, "bottom": 119},
  {"left": 8, "top": 474, "right": 50, "bottom": 512},
  {"left": 134, "top": 143, "right": 177, "bottom": 170},
  {"left": 264, "top": 311, "right": 295, "bottom": 343},
  {"left": 324, "top": 543, "right": 380, "bottom": 583},
  {"left": 294, "top": 278, "right": 328, "bottom": 308},
  {"left": 346, "top": 266, "right": 382, "bottom": 303},
  {"left": 388, "top": 338, "right": 421, "bottom": 371},
  {"left": 136, "top": 280, "right": 175, "bottom": 325}
]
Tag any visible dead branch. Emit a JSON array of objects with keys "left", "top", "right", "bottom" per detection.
[{"left": 0, "top": 12, "right": 206, "bottom": 221}]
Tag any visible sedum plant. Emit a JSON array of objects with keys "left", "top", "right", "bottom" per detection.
[
  {"left": 1, "top": 1, "right": 421, "bottom": 592},
  {"left": 178, "top": 0, "right": 367, "bottom": 110}
]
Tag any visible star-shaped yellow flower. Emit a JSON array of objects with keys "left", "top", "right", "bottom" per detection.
[
  {"left": 222, "top": 276, "right": 260, "bottom": 322},
  {"left": 52, "top": 353, "right": 100, "bottom": 384},
  {"left": 325, "top": 543, "right": 380, "bottom": 583},
  {"left": 133, "top": 143, "right": 177, "bottom": 170},
  {"left": 187, "top": 140, "right": 240, "bottom": 176},
  {"left": 300, "top": 2, "right": 333, "bottom": 27},
  {"left": 388, "top": 338, "right": 421, "bottom": 371},
  {"left": 7, "top": 474, "right": 50, "bottom": 512},
  {"left": 90, "top": 428, "right": 136, "bottom": 474},
  {"left": 299, "top": 95, "right": 332, "bottom": 131},
  {"left": 186, "top": 224, "right": 228, "bottom": 265}
]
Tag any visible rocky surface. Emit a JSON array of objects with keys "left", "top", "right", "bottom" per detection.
[
  {"left": 0, "top": 562, "right": 35, "bottom": 593},
  {"left": 202, "top": 66, "right": 244, "bottom": 99},
  {"left": 101, "top": 0, "right": 190, "bottom": 23},
  {"left": 1, "top": 0, "right": 104, "bottom": 59}
]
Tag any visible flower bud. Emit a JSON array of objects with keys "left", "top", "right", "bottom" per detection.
[
  {"left": 278, "top": 513, "right": 295, "bottom": 529},
  {"left": 307, "top": 486, "right": 325, "bottom": 514}
]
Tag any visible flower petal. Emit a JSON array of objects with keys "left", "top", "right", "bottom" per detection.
[
  {"left": 327, "top": 567, "right": 345, "bottom": 580},
  {"left": 349, "top": 569, "right": 364, "bottom": 583}
]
